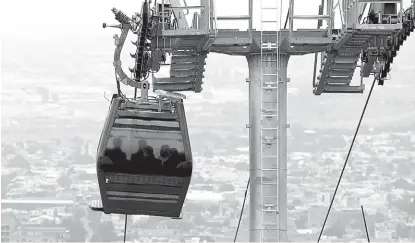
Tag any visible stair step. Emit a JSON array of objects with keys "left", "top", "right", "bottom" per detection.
[
  {"left": 170, "top": 69, "right": 196, "bottom": 77},
  {"left": 170, "top": 73, "right": 197, "bottom": 79},
  {"left": 170, "top": 63, "right": 198, "bottom": 70},
  {"left": 171, "top": 56, "right": 198, "bottom": 63},
  {"left": 323, "top": 84, "right": 365, "bottom": 93},
  {"left": 338, "top": 49, "right": 361, "bottom": 54},
  {"left": 337, "top": 52, "right": 361, "bottom": 56},
  {"left": 325, "top": 77, "right": 352, "bottom": 84},
  {"left": 330, "top": 62, "right": 357, "bottom": 69},
  {"left": 153, "top": 81, "right": 195, "bottom": 92},
  {"left": 329, "top": 69, "right": 355, "bottom": 76},
  {"left": 154, "top": 76, "right": 195, "bottom": 83},
  {"left": 333, "top": 55, "right": 359, "bottom": 63}
]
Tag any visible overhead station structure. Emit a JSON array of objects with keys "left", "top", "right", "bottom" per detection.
[{"left": 98, "top": 0, "right": 415, "bottom": 242}]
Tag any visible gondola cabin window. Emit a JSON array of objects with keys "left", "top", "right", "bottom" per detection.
[{"left": 101, "top": 114, "right": 191, "bottom": 177}]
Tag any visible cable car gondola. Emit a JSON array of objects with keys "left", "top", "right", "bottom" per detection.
[{"left": 92, "top": 95, "right": 193, "bottom": 218}]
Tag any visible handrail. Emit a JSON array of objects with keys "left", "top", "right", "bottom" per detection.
[
  {"left": 289, "top": 0, "right": 333, "bottom": 42},
  {"left": 182, "top": 0, "right": 190, "bottom": 15},
  {"left": 212, "top": 0, "right": 218, "bottom": 37}
]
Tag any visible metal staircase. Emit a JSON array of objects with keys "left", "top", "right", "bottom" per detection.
[
  {"left": 152, "top": 0, "right": 217, "bottom": 93},
  {"left": 313, "top": 0, "right": 406, "bottom": 95},
  {"left": 259, "top": 0, "right": 281, "bottom": 241},
  {"left": 153, "top": 49, "right": 207, "bottom": 92},
  {"left": 314, "top": 37, "right": 368, "bottom": 95}
]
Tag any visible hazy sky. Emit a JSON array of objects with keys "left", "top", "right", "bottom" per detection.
[{"left": 3, "top": 0, "right": 413, "bottom": 40}]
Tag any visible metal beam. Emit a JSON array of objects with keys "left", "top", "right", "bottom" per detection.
[
  {"left": 217, "top": 15, "right": 251, "bottom": 20},
  {"left": 292, "top": 14, "right": 331, "bottom": 19}
]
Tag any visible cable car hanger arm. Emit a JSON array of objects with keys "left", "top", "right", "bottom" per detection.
[{"left": 104, "top": 9, "right": 142, "bottom": 90}]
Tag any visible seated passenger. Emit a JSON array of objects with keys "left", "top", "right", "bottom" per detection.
[
  {"left": 131, "top": 139, "right": 148, "bottom": 169},
  {"left": 163, "top": 148, "right": 181, "bottom": 176},
  {"left": 103, "top": 137, "right": 128, "bottom": 172},
  {"left": 159, "top": 145, "right": 171, "bottom": 165},
  {"left": 141, "top": 146, "right": 162, "bottom": 174},
  {"left": 177, "top": 152, "right": 192, "bottom": 177}
]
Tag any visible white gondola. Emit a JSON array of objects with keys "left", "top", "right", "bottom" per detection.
[{"left": 91, "top": 94, "right": 192, "bottom": 218}]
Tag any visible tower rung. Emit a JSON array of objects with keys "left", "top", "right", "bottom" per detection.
[
  {"left": 262, "top": 204, "right": 278, "bottom": 210},
  {"left": 263, "top": 204, "right": 278, "bottom": 207},
  {"left": 260, "top": 168, "right": 278, "bottom": 171},
  {"left": 262, "top": 116, "right": 278, "bottom": 119},
  {"left": 262, "top": 101, "right": 278, "bottom": 105},
  {"left": 263, "top": 195, "right": 279, "bottom": 198},
  {"left": 262, "top": 209, "right": 279, "bottom": 213},
  {"left": 260, "top": 182, "right": 279, "bottom": 185},
  {"left": 262, "top": 127, "right": 278, "bottom": 130},
  {"left": 263, "top": 109, "right": 278, "bottom": 113},
  {"left": 262, "top": 74, "right": 279, "bottom": 76},
  {"left": 263, "top": 142, "right": 277, "bottom": 145},
  {"left": 261, "top": 20, "right": 279, "bottom": 23},
  {"left": 260, "top": 46, "right": 279, "bottom": 49}
]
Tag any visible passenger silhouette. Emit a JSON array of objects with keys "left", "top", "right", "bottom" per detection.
[
  {"left": 159, "top": 145, "right": 171, "bottom": 165},
  {"left": 104, "top": 137, "right": 127, "bottom": 172},
  {"left": 163, "top": 148, "right": 181, "bottom": 175},
  {"left": 177, "top": 152, "right": 192, "bottom": 177},
  {"left": 141, "top": 145, "right": 162, "bottom": 174},
  {"left": 131, "top": 139, "right": 148, "bottom": 171}
]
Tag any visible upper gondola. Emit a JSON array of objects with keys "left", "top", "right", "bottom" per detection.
[{"left": 94, "top": 94, "right": 193, "bottom": 218}]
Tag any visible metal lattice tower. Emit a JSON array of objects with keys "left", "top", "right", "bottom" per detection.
[{"left": 259, "top": 0, "right": 282, "bottom": 241}]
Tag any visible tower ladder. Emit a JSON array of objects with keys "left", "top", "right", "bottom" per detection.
[{"left": 260, "top": 0, "right": 281, "bottom": 242}]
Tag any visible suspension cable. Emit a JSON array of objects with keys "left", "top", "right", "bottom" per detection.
[
  {"left": 361, "top": 205, "right": 371, "bottom": 242},
  {"left": 124, "top": 214, "right": 128, "bottom": 242},
  {"left": 234, "top": 178, "right": 250, "bottom": 242},
  {"left": 317, "top": 75, "right": 378, "bottom": 242}
]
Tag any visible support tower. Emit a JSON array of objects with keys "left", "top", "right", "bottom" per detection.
[{"left": 106, "top": 0, "right": 415, "bottom": 241}]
